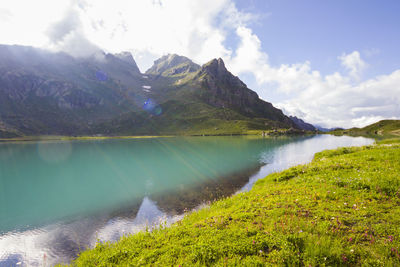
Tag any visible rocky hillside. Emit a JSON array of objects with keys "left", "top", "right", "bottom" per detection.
[
  {"left": 193, "top": 58, "right": 292, "bottom": 123},
  {"left": 0, "top": 45, "right": 298, "bottom": 137},
  {"left": 289, "top": 116, "right": 316, "bottom": 131},
  {"left": 145, "top": 54, "right": 200, "bottom": 77},
  {"left": 0, "top": 45, "right": 148, "bottom": 136}
]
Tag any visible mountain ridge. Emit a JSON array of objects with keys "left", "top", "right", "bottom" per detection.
[
  {"left": 188, "top": 58, "right": 293, "bottom": 124},
  {"left": 289, "top": 116, "right": 316, "bottom": 131},
  {"left": 329, "top": 119, "right": 400, "bottom": 138},
  {"left": 145, "top": 54, "right": 200, "bottom": 77},
  {"left": 0, "top": 45, "right": 301, "bottom": 137}
]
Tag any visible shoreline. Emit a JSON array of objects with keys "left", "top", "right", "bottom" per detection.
[
  {"left": 0, "top": 135, "right": 173, "bottom": 143},
  {"left": 68, "top": 138, "right": 400, "bottom": 266},
  {"left": 0, "top": 131, "right": 315, "bottom": 143}
]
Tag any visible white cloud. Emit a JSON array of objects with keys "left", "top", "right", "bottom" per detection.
[
  {"left": 0, "top": 0, "right": 253, "bottom": 69},
  {"left": 222, "top": 26, "right": 399, "bottom": 128},
  {"left": 63, "top": 0, "right": 252, "bottom": 69},
  {"left": 45, "top": 3, "right": 103, "bottom": 58},
  {"left": 275, "top": 69, "right": 400, "bottom": 128},
  {"left": 0, "top": 0, "right": 70, "bottom": 47},
  {"left": 338, "top": 51, "right": 367, "bottom": 79},
  {"left": 227, "top": 26, "right": 322, "bottom": 95}
]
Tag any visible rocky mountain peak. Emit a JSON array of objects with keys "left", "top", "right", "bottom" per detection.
[
  {"left": 146, "top": 54, "right": 200, "bottom": 76},
  {"left": 289, "top": 116, "right": 316, "bottom": 131},
  {"left": 199, "top": 58, "right": 246, "bottom": 88},
  {"left": 202, "top": 58, "right": 227, "bottom": 77},
  {"left": 159, "top": 54, "right": 190, "bottom": 66},
  {"left": 115, "top": 51, "right": 135, "bottom": 64},
  {"left": 108, "top": 51, "right": 141, "bottom": 73}
]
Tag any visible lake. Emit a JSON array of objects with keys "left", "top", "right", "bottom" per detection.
[{"left": 0, "top": 135, "right": 373, "bottom": 266}]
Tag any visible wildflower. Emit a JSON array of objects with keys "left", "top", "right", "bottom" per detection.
[
  {"left": 299, "top": 230, "right": 303, "bottom": 233},
  {"left": 342, "top": 255, "right": 348, "bottom": 262},
  {"left": 350, "top": 249, "right": 354, "bottom": 253}
]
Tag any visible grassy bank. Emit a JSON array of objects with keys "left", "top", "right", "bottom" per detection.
[
  {"left": 0, "top": 135, "right": 173, "bottom": 143},
  {"left": 68, "top": 138, "right": 400, "bottom": 266},
  {"left": 0, "top": 129, "right": 310, "bottom": 143},
  {"left": 329, "top": 119, "right": 400, "bottom": 139}
]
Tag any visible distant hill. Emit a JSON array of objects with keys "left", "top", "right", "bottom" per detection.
[
  {"left": 0, "top": 45, "right": 297, "bottom": 137},
  {"left": 315, "top": 125, "right": 343, "bottom": 132},
  {"left": 289, "top": 116, "right": 316, "bottom": 131},
  {"left": 329, "top": 120, "right": 400, "bottom": 138}
]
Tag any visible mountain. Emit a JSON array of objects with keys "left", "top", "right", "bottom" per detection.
[
  {"left": 145, "top": 54, "right": 200, "bottom": 77},
  {"left": 185, "top": 58, "right": 293, "bottom": 124},
  {"left": 315, "top": 125, "right": 343, "bottom": 132},
  {"left": 0, "top": 45, "right": 149, "bottom": 136},
  {"left": 114, "top": 51, "right": 141, "bottom": 73},
  {"left": 0, "top": 45, "right": 297, "bottom": 137},
  {"left": 289, "top": 116, "right": 316, "bottom": 131},
  {"left": 329, "top": 120, "right": 400, "bottom": 138}
]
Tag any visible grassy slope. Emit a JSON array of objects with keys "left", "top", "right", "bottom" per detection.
[
  {"left": 69, "top": 139, "right": 400, "bottom": 266},
  {"left": 330, "top": 120, "right": 400, "bottom": 138},
  {"left": 89, "top": 97, "right": 295, "bottom": 137}
]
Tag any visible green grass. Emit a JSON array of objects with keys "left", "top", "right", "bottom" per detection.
[
  {"left": 87, "top": 97, "right": 293, "bottom": 137},
  {"left": 330, "top": 119, "right": 400, "bottom": 138},
  {"left": 0, "top": 135, "right": 174, "bottom": 143},
  {"left": 67, "top": 139, "right": 400, "bottom": 266}
]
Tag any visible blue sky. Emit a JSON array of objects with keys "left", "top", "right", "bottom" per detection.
[
  {"left": 235, "top": 0, "right": 400, "bottom": 77},
  {"left": 0, "top": 0, "right": 399, "bottom": 128}
]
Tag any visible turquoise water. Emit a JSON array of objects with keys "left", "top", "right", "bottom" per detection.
[
  {"left": 0, "top": 135, "right": 373, "bottom": 266},
  {"left": 0, "top": 136, "right": 286, "bottom": 233}
]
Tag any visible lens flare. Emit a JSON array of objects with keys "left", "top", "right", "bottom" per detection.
[
  {"left": 153, "top": 106, "right": 162, "bottom": 116},
  {"left": 95, "top": 70, "right": 108, "bottom": 82},
  {"left": 142, "top": 98, "right": 155, "bottom": 111},
  {"left": 142, "top": 98, "right": 162, "bottom": 116}
]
